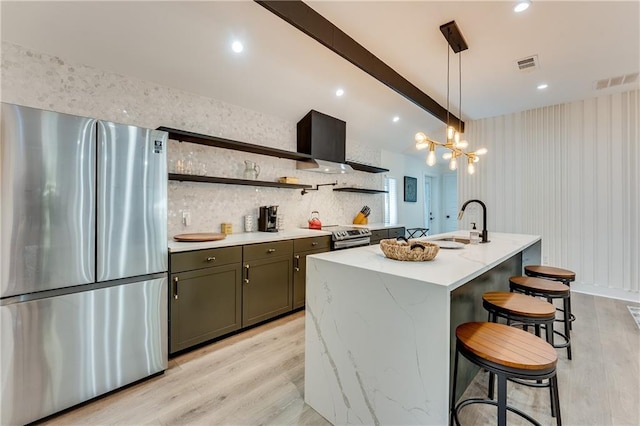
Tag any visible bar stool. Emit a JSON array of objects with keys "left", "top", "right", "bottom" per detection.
[
  {"left": 406, "top": 227, "right": 429, "bottom": 238},
  {"left": 482, "top": 291, "right": 557, "bottom": 413},
  {"left": 482, "top": 291, "right": 556, "bottom": 344},
  {"left": 510, "top": 276, "right": 572, "bottom": 360},
  {"left": 451, "top": 322, "right": 561, "bottom": 426},
  {"left": 525, "top": 265, "right": 576, "bottom": 329}
]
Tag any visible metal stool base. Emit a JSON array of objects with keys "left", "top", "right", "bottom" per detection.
[{"left": 453, "top": 397, "right": 544, "bottom": 426}]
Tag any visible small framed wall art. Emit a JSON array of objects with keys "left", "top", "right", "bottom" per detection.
[{"left": 404, "top": 176, "right": 417, "bottom": 202}]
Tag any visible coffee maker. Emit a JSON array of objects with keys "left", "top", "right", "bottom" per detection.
[{"left": 258, "top": 205, "right": 278, "bottom": 232}]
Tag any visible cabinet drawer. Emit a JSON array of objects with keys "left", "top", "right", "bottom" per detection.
[
  {"left": 293, "top": 236, "right": 331, "bottom": 252},
  {"left": 243, "top": 240, "right": 293, "bottom": 261},
  {"left": 171, "top": 246, "right": 242, "bottom": 273},
  {"left": 370, "top": 229, "right": 389, "bottom": 244},
  {"left": 388, "top": 227, "right": 406, "bottom": 238}
]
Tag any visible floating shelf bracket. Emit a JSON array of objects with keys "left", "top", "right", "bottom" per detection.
[{"left": 301, "top": 181, "right": 337, "bottom": 195}]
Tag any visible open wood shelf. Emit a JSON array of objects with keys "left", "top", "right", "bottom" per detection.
[
  {"left": 333, "top": 187, "right": 388, "bottom": 194},
  {"left": 169, "top": 173, "right": 312, "bottom": 189},
  {"left": 346, "top": 161, "right": 389, "bottom": 173},
  {"left": 159, "top": 127, "right": 313, "bottom": 161},
  {"left": 159, "top": 127, "right": 387, "bottom": 174}
]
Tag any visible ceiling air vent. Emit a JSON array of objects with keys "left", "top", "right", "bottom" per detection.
[
  {"left": 594, "top": 72, "right": 639, "bottom": 90},
  {"left": 516, "top": 55, "right": 539, "bottom": 71},
  {"left": 623, "top": 72, "right": 639, "bottom": 85}
]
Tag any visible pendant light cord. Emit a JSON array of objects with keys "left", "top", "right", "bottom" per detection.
[
  {"left": 459, "top": 46, "right": 462, "bottom": 133},
  {"left": 446, "top": 30, "right": 450, "bottom": 130}
]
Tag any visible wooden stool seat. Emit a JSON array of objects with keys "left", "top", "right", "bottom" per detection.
[
  {"left": 525, "top": 265, "right": 575, "bottom": 281},
  {"left": 510, "top": 276, "right": 572, "bottom": 360},
  {"left": 524, "top": 265, "right": 576, "bottom": 332},
  {"left": 483, "top": 291, "right": 556, "bottom": 319},
  {"left": 451, "top": 322, "right": 561, "bottom": 426},
  {"left": 510, "top": 276, "right": 570, "bottom": 295},
  {"left": 457, "top": 322, "right": 557, "bottom": 372}
]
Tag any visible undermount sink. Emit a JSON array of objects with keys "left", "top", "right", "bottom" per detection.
[{"left": 432, "top": 236, "right": 471, "bottom": 244}]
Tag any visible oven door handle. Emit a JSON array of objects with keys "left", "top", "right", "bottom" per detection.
[{"left": 333, "top": 238, "right": 370, "bottom": 250}]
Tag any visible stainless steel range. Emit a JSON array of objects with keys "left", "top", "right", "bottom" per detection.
[{"left": 325, "top": 226, "right": 372, "bottom": 250}]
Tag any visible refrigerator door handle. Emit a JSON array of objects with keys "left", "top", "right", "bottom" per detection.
[{"left": 173, "top": 276, "right": 179, "bottom": 300}]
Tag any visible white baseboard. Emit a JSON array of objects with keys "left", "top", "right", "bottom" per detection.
[{"left": 571, "top": 282, "right": 640, "bottom": 303}]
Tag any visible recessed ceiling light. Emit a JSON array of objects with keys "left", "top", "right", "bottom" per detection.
[
  {"left": 335, "top": 88, "right": 344, "bottom": 97},
  {"left": 231, "top": 40, "right": 244, "bottom": 53},
  {"left": 514, "top": 0, "right": 531, "bottom": 13},
  {"left": 393, "top": 116, "right": 400, "bottom": 122},
  {"left": 537, "top": 83, "right": 548, "bottom": 90}
]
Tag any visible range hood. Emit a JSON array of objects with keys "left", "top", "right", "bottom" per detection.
[
  {"left": 296, "top": 110, "right": 352, "bottom": 174},
  {"left": 297, "top": 158, "right": 354, "bottom": 174}
]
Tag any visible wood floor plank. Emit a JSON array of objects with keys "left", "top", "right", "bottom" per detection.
[
  {"left": 596, "top": 297, "right": 640, "bottom": 425},
  {"left": 39, "top": 294, "right": 639, "bottom": 426},
  {"left": 455, "top": 292, "right": 640, "bottom": 426}
]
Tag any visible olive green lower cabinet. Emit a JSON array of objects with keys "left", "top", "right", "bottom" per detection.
[
  {"left": 293, "top": 236, "right": 331, "bottom": 309},
  {"left": 169, "top": 246, "right": 243, "bottom": 354},
  {"left": 242, "top": 240, "right": 294, "bottom": 327},
  {"left": 370, "top": 227, "right": 405, "bottom": 244},
  {"left": 169, "top": 237, "right": 332, "bottom": 353}
]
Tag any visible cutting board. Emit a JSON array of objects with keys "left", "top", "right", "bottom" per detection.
[{"left": 173, "top": 232, "right": 227, "bottom": 242}]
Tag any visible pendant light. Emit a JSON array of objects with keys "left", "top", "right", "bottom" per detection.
[{"left": 414, "top": 21, "right": 487, "bottom": 174}]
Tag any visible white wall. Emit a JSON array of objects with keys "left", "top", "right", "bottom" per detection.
[
  {"left": 381, "top": 149, "right": 451, "bottom": 233},
  {"left": 459, "top": 89, "right": 639, "bottom": 301},
  {"left": 1, "top": 42, "right": 385, "bottom": 236}
]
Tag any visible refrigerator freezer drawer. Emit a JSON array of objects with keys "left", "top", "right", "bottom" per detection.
[
  {"left": 0, "top": 278, "right": 168, "bottom": 426},
  {"left": 97, "top": 122, "right": 168, "bottom": 282}
]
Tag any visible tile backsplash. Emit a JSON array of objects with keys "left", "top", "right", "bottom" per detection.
[{"left": 2, "top": 42, "right": 386, "bottom": 237}]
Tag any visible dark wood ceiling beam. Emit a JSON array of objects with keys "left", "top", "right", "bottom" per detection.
[{"left": 255, "top": 0, "right": 464, "bottom": 132}]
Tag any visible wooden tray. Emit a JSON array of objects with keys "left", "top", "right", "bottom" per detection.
[{"left": 173, "top": 232, "right": 227, "bottom": 242}]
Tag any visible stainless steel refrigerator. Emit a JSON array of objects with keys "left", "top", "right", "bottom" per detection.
[{"left": 0, "top": 103, "right": 168, "bottom": 425}]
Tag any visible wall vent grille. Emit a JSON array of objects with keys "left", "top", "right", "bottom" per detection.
[
  {"left": 516, "top": 55, "right": 539, "bottom": 71},
  {"left": 595, "top": 72, "right": 639, "bottom": 90}
]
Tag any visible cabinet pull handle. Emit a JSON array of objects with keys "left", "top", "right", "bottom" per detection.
[
  {"left": 173, "top": 276, "right": 179, "bottom": 300},
  {"left": 267, "top": 248, "right": 276, "bottom": 253},
  {"left": 312, "top": 242, "right": 318, "bottom": 246},
  {"left": 294, "top": 255, "right": 300, "bottom": 272},
  {"left": 244, "top": 264, "right": 250, "bottom": 284},
  {"left": 206, "top": 256, "right": 216, "bottom": 262}
]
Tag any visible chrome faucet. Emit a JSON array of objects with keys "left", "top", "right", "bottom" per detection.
[{"left": 458, "top": 199, "right": 489, "bottom": 243}]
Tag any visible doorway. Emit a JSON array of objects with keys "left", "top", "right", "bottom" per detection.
[
  {"left": 423, "top": 174, "right": 444, "bottom": 235},
  {"left": 441, "top": 173, "right": 458, "bottom": 232},
  {"left": 424, "top": 176, "right": 434, "bottom": 234}
]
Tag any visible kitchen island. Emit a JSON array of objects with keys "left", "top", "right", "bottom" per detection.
[{"left": 304, "top": 232, "right": 541, "bottom": 425}]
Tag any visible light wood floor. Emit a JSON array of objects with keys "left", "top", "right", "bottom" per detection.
[{"left": 42, "top": 292, "right": 639, "bottom": 425}]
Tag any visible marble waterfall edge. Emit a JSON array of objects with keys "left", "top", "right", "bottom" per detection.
[{"left": 304, "top": 257, "right": 450, "bottom": 425}]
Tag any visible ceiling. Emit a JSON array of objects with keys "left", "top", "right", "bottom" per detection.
[{"left": 2, "top": 1, "right": 638, "bottom": 159}]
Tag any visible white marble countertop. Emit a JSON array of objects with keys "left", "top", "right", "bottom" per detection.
[
  {"left": 168, "top": 224, "right": 405, "bottom": 252},
  {"left": 307, "top": 231, "right": 540, "bottom": 291},
  {"left": 168, "top": 228, "right": 331, "bottom": 252}
]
